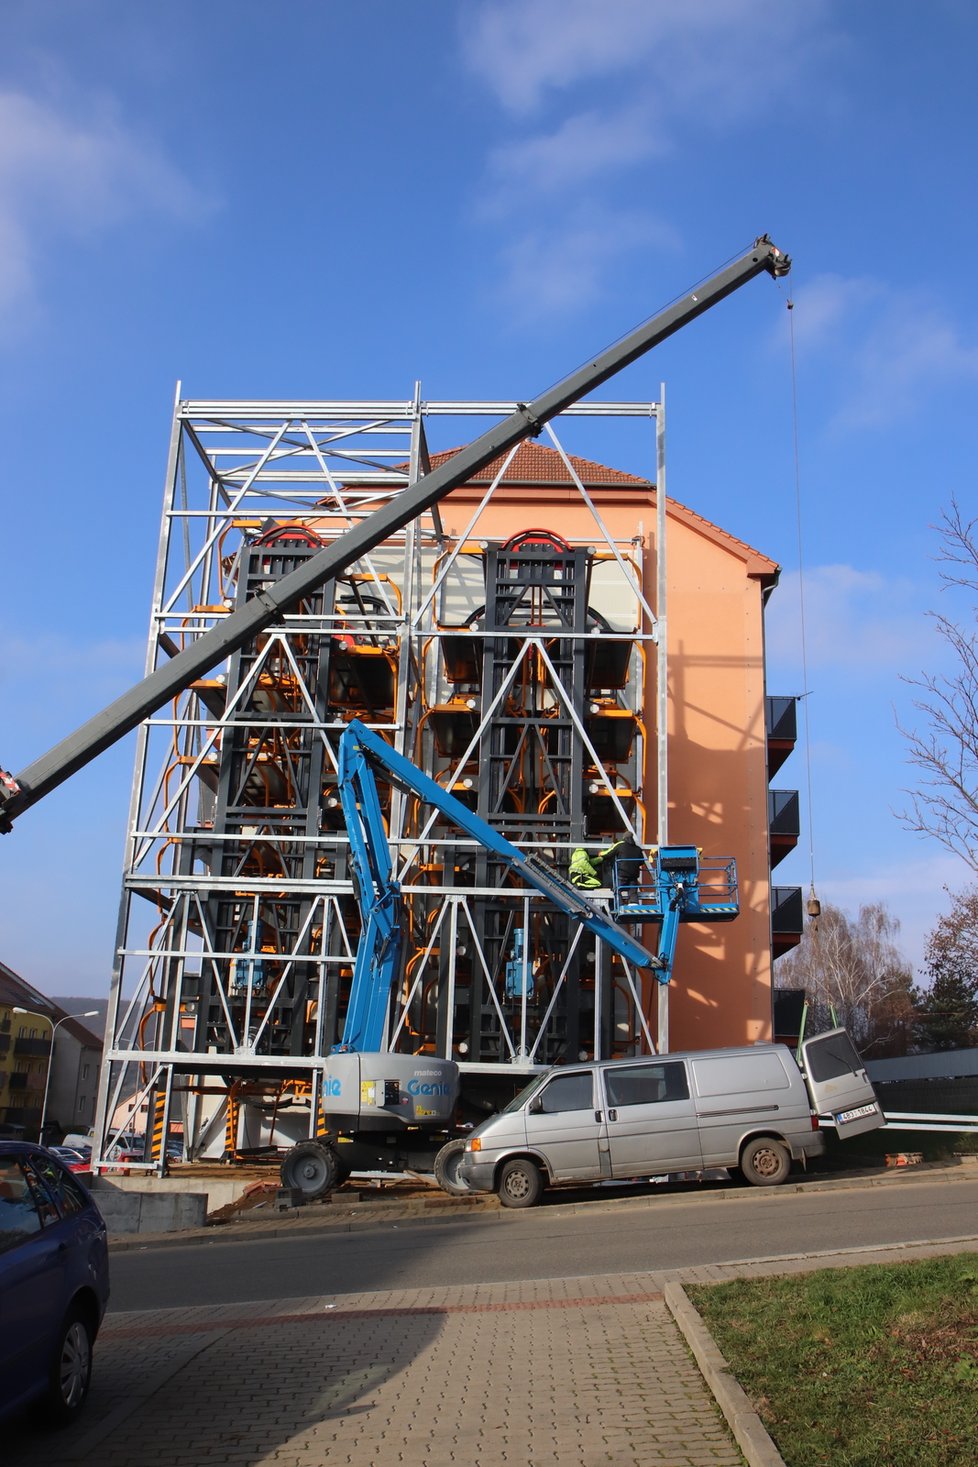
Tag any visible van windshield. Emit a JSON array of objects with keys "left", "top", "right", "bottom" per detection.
[{"left": 501, "top": 1073, "right": 549, "bottom": 1114}]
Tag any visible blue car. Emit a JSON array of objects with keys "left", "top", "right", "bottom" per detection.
[{"left": 0, "top": 1141, "right": 110, "bottom": 1425}]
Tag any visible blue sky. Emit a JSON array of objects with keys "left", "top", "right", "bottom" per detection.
[{"left": 1, "top": 0, "right": 976, "bottom": 993}]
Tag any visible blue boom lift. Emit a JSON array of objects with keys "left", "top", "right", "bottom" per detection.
[
  {"left": 293, "top": 720, "right": 739, "bottom": 1199},
  {"left": 336, "top": 719, "right": 740, "bottom": 1052}
]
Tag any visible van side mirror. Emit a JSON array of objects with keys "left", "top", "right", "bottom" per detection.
[{"left": 528, "top": 1095, "right": 544, "bottom": 1114}]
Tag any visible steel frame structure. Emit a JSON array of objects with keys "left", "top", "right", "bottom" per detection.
[{"left": 93, "top": 391, "right": 668, "bottom": 1169}]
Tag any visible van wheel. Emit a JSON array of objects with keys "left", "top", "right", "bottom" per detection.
[
  {"left": 739, "top": 1137, "right": 790, "bottom": 1187},
  {"left": 434, "top": 1139, "right": 470, "bottom": 1196},
  {"left": 497, "top": 1157, "right": 544, "bottom": 1209}
]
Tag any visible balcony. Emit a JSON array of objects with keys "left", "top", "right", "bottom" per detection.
[
  {"left": 768, "top": 789, "right": 800, "bottom": 868},
  {"left": 766, "top": 695, "right": 798, "bottom": 779},
  {"left": 14, "top": 1037, "right": 51, "bottom": 1058},
  {"left": 771, "top": 885, "right": 804, "bottom": 959}
]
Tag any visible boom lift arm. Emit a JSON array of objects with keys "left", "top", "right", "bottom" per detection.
[
  {"left": 0, "top": 236, "right": 788, "bottom": 830},
  {"left": 336, "top": 719, "right": 660, "bottom": 1052}
]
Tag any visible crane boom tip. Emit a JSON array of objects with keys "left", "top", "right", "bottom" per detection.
[{"left": 753, "top": 234, "right": 791, "bottom": 277}]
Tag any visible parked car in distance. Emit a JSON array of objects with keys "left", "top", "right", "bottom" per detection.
[
  {"left": 0, "top": 1141, "right": 111, "bottom": 1425},
  {"left": 46, "top": 1147, "right": 92, "bottom": 1175},
  {"left": 61, "top": 1133, "right": 95, "bottom": 1156},
  {"left": 104, "top": 1135, "right": 144, "bottom": 1167}
]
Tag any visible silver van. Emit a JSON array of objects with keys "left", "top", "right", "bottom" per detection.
[{"left": 457, "top": 1029, "right": 883, "bottom": 1208}]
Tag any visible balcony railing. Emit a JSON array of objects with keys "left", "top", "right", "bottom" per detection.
[
  {"left": 768, "top": 789, "right": 800, "bottom": 868},
  {"left": 771, "top": 885, "right": 803, "bottom": 958},
  {"left": 766, "top": 695, "right": 798, "bottom": 779},
  {"left": 13, "top": 1037, "right": 52, "bottom": 1058}
]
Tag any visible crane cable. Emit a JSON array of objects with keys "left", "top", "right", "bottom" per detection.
[{"left": 785, "top": 291, "right": 820, "bottom": 931}]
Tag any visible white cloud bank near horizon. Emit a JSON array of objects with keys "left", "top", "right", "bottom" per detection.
[
  {"left": 818, "top": 848, "right": 973, "bottom": 976},
  {"left": 765, "top": 563, "right": 939, "bottom": 680}
]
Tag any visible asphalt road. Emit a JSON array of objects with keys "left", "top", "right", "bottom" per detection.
[{"left": 108, "top": 1173, "right": 978, "bottom": 1313}]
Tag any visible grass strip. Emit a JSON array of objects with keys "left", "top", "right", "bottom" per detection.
[{"left": 689, "top": 1254, "right": 978, "bottom": 1467}]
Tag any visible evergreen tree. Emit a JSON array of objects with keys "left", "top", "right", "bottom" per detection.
[{"left": 912, "top": 887, "right": 978, "bottom": 1051}]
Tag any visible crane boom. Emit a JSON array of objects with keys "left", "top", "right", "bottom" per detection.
[{"left": 0, "top": 235, "right": 788, "bottom": 830}]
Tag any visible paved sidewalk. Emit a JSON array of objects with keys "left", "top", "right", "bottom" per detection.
[
  {"left": 10, "top": 1271, "right": 744, "bottom": 1467},
  {"left": 8, "top": 1236, "right": 978, "bottom": 1467}
]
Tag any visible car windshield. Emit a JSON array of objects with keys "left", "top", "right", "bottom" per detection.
[{"left": 501, "top": 1073, "right": 549, "bottom": 1114}]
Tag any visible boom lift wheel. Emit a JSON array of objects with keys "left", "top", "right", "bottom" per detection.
[
  {"left": 433, "top": 1138, "right": 470, "bottom": 1195},
  {"left": 280, "top": 1140, "right": 341, "bottom": 1199}
]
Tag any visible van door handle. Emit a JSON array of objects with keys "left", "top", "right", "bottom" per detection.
[
  {"left": 594, "top": 1110, "right": 603, "bottom": 1122},
  {"left": 608, "top": 1108, "right": 618, "bottom": 1122}
]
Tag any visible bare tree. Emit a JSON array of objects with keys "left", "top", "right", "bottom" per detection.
[
  {"left": 899, "top": 498, "right": 978, "bottom": 874},
  {"left": 775, "top": 900, "right": 914, "bottom": 1053}
]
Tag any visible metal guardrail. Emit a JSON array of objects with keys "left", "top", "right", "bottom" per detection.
[{"left": 879, "top": 1110, "right": 978, "bottom": 1135}]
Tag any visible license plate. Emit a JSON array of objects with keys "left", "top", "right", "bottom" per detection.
[{"left": 836, "top": 1103, "right": 878, "bottom": 1124}]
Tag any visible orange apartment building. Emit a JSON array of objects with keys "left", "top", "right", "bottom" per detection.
[{"left": 434, "top": 440, "right": 800, "bottom": 1054}]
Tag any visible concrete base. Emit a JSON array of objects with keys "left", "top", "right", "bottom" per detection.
[
  {"left": 92, "top": 1171, "right": 258, "bottom": 1210},
  {"left": 90, "top": 1177, "right": 209, "bottom": 1234}
]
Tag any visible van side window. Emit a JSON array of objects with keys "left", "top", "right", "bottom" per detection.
[
  {"left": 605, "top": 1062, "right": 689, "bottom": 1108},
  {"left": 538, "top": 1072, "right": 593, "bottom": 1113}
]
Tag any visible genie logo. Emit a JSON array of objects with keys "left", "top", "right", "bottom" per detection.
[
  {"left": 407, "top": 1078, "right": 453, "bottom": 1098},
  {"left": 324, "top": 1077, "right": 342, "bottom": 1097}
]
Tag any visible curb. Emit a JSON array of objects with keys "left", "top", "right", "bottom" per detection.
[{"left": 665, "top": 1281, "right": 786, "bottom": 1467}]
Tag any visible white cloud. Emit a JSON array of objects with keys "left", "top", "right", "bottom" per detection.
[
  {"left": 0, "top": 87, "right": 205, "bottom": 319},
  {"left": 784, "top": 275, "right": 978, "bottom": 430},
  {"left": 461, "top": 1, "right": 834, "bottom": 318},
  {"left": 484, "top": 105, "right": 667, "bottom": 213},
  {"left": 766, "top": 564, "right": 935, "bottom": 676},
  {"left": 491, "top": 206, "right": 678, "bottom": 318},
  {"left": 462, "top": 0, "right": 832, "bottom": 116},
  {"left": 819, "top": 849, "right": 971, "bottom": 973}
]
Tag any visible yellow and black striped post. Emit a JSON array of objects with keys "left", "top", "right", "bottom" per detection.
[
  {"left": 224, "top": 1084, "right": 240, "bottom": 1160},
  {"left": 150, "top": 1087, "right": 168, "bottom": 1163}
]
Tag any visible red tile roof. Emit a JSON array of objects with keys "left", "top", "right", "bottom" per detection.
[
  {"left": 425, "top": 441, "right": 653, "bottom": 489},
  {"left": 423, "top": 441, "right": 775, "bottom": 576}
]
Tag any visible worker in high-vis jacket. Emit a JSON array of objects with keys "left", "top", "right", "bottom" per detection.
[
  {"left": 569, "top": 838, "right": 648, "bottom": 892},
  {"left": 569, "top": 847, "right": 602, "bottom": 889}
]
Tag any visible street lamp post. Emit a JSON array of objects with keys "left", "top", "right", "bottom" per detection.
[{"left": 12, "top": 1007, "right": 99, "bottom": 1143}]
